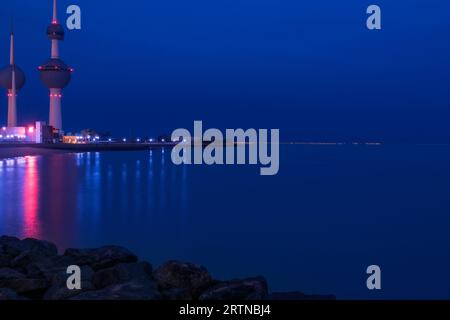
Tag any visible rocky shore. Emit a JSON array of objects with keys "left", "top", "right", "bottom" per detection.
[{"left": 0, "top": 236, "right": 335, "bottom": 301}]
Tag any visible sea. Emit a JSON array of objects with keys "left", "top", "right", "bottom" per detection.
[{"left": 0, "top": 144, "right": 449, "bottom": 299}]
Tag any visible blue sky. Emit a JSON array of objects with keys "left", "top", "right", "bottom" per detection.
[{"left": 0, "top": 0, "right": 449, "bottom": 142}]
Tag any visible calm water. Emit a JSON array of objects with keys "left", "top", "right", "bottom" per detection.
[{"left": 0, "top": 145, "right": 449, "bottom": 299}]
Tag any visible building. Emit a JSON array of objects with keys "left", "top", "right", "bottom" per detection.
[
  {"left": 0, "top": 28, "right": 26, "bottom": 128},
  {"left": 38, "top": 0, "right": 73, "bottom": 132},
  {"left": 0, "top": 125, "right": 34, "bottom": 142},
  {"left": 0, "top": 26, "right": 32, "bottom": 143},
  {"left": 0, "top": 1, "right": 74, "bottom": 145}
]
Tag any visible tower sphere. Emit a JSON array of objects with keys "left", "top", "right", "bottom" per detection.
[
  {"left": 0, "top": 65, "right": 26, "bottom": 90},
  {"left": 47, "top": 23, "right": 65, "bottom": 41},
  {"left": 39, "top": 58, "right": 72, "bottom": 89}
]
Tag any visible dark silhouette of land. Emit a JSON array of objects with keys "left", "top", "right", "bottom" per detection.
[{"left": 0, "top": 143, "right": 177, "bottom": 159}]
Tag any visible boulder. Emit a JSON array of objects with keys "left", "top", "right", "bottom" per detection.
[
  {"left": 0, "top": 268, "right": 26, "bottom": 280},
  {"left": 44, "top": 266, "right": 95, "bottom": 300},
  {"left": 0, "top": 254, "right": 10, "bottom": 268},
  {"left": 92, "top": 262, "right": 153, "bottom": 289},
  {"left": 0, "top": 245, "right": 11, "bottom": 268},
  {"left": 0, "top": 236, "right": 21, "bottom": 257},
  {"left": 70, "top": 279, "right": 161, "bottom": 300},
  {"left": 64, "top": 246, "right": 138, "bottom": 271},
  {"left": 10, "top": 251, "right": 76, "bottom": 280},
  {"left": 154, "top": 261, "right": 213, "bottom": 298},
  {"left": 268, "top": 291, "right": 336, "bottom": 300},
  {"left": 0, "top": 278, "right": 49, "bottom": 297},
  {"left": 0, "top": 288, "right": 25, "bottom": 300},
  {"left": 199, "top": 277, "right": 268, "bottom": 300},
  {"left": 0, "top": 259, "right": 51, "bottom": 298},
  {"left": 0, "top": 236, "right": 57, "bottom": 258},
  {"left": 161, "top": 287, "right": 192, "bottom": 300}
]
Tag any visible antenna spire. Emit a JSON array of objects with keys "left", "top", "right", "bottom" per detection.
[
  {"left": 10, "top": 23, "right": 14, "bottom": 66},
  {"left": 53, "top": 0, "right": 58, "bottom": 23}
]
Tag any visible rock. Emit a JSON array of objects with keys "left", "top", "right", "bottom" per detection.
[
  {"left": 0, "top": 236, "right": 21, "bottom": 257},
  {"left": 0, "top": 255, "right": 10, "bottom": 268},
  {"left": 0, "top": 236, "right": 57, "bottom": 258},
  {"left": 199, "top": 277, "right": 268, "bottom": 300},
  {"left": 0, "top": 245, "right": 11, "bottom": 268},
  {"left": 92, "top": 262, "right": 153, "bottom": 289},
  {"left": 161, "top": 287, "right": 192, "bottom": 300},
  {"left": 70, "top": 279, "right": 161, "bottom": 300},
  {"left": 268, "top": 291, "right": 336, "bottom": 300},
  {"left": 64, "top": 246, "right": 138, "bottom": 271},
  {"left": 154, "top": 261, "right": 213, "bottom": 298},
  {"left": 10, "top": 251, "right": 75, "bottom": 280},
  {"left": 0, "top": 278, "right": 49, "bottom": 297},
  {"left": 0, "top": 253, "right": 10, "bottom": 268},
  {"left": 0, "top": 269, "right": 42, "bottom": 297},
  {"left": 0, "top": 268, "right": 26, "bottom": 280},
  {"left": 0, "top": 288, "right": 26, "bottom": 300},
  {"left": 0, "top": 235, "right": 336, "bottom": 301},
  {"left": 44, "top": 266, "right": 95, "bottom": 300}
]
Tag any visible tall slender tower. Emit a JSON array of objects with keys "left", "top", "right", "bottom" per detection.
[
  {"left": 0, "top": 29, "right": 26, "bottom": 127},
  {"left": 8, "top": 32, "right": 17, "bottom": 127},
  {"left": 38, "top": 0, "right": 73, "bottom": 131}
]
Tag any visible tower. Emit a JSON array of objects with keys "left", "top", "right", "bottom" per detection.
[
  {"left": 38, "top": 0, "right": 73, "bottom": 131},
  {"left": 0, "top": 29, "right": 26, "bottom": 127}
]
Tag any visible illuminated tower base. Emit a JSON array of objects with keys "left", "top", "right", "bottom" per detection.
[{"left": 49, "top": 88, "right": 62, "bottom": 130}]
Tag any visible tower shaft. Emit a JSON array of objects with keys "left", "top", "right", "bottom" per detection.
[
  {"left": 49, "top": 37, "right": 60, "bottom": 129},
  {"left": 51, "top": 40, "right": 59, "bottom": 59},
  {"left": 49, "top": 88, "right": 62, "bottom": 130},
  {"left": 8, "top": 33, "right": 17, "bottom": 127},
  {"left": 7, "top": 91, "right": 17, "bottom": 127}
]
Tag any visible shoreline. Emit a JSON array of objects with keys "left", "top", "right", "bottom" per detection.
[
  {"left": 0, "top": 143, "right": 175, "bottom": 160},
  {"left": 0, "top": 236, "right": 336, "bottom": 301}
]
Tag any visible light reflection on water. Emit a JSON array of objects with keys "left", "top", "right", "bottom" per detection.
[
  {"left": 0, "top": 156, "right": 41, "bottom": 239},
  {"left": 0, "top": 150, "right": 188, "bottom": 250}
]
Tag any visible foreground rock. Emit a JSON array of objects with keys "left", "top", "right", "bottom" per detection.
[
  {"left": 0, "top": 236, "right": 336, "bottom": 300},
  {"left": 44, "top": 266, "right": 95, "bottom": 300},
  {"left": 199, "top": 277, "right": 268, "bottom": 300},
  {"left": 268, "top": 291, "right": 337, "bottom": 300},
  {"left": 64, "top": 246, "right": 138, "bottom": 271},
  {"left": 0, "top": 287, "right": 26, "bottom": 300},
  {"left": 154, "top": 261, "right": 213, "bottom": 299},
  {"left": 70, "top": 279, "right": 161, "bottom": 300},
  {"left": 0, "top": 236, "right": 57, "bottom": 258}
]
